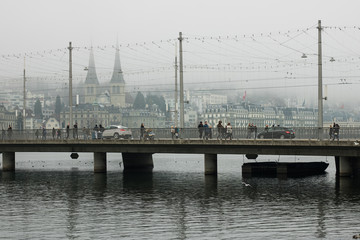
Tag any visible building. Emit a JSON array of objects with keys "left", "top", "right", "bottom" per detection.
[
  {"left": 60, "top": 104, "right": 111, "bottom": 129},
  {"left": 45, "top": 117, "right": 60, "bottom": 130},
  {"left": 200, "top": 103, "right": 318, "bottom": 129},
  {"left": 0, "top": 105, "right": 16, "bottom": 129},
  {"left": 121, "top": 109, "right": 166, "bottom": 129}
]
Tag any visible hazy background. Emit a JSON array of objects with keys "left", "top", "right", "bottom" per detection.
[{"left": 1, "top": 0, "right": 360, "bottom": 108}]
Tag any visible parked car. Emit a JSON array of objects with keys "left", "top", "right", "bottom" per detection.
[
  {"left": 257, "top": 127, "right": 295, "bottom": 139},
  {"left": 102, "top": 125, "right": 132, "bottom": 139}
]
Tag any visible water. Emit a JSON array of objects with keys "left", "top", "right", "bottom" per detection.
[{"left": 1, "top": 153, "right": 360, "bottom": 239}]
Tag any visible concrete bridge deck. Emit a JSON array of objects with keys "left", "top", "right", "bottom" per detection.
[{"left": 1, "top": 139, "right": 360, "bottom": 176}]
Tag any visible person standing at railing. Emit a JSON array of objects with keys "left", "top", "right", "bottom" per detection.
[
  {"left": 175, "top": 126, "right": 179, "bottom": 139},
  {"left": 57, "top": 128, "right": 61, "bottom": 139},
  {"left": 254, "top": 125, "right": 257, "bottom": 139},
  {"left": 203, "top": 121, "right": 210, "bottom": 140},
  {"left": 225, "top": 122, "right": 233, "bottom": 140},
  {"left": 73, "top": 122, "right": 78, "bottom": 139},
  {"left": 35, "top": 129, "right": 40, "bottom": 139},
  {"left": 99, "top": 124, "right": 104, "bottom": 139},
  {"left": 198, "top": 121, "right": 204, "bottom": 139},
  {"left": 82, "top": 127, "right": 87, "bottom": 140},
  {"left": 332, "top": 123, "right": 340, "bottom": 141},
  {"left": 247, "top": 123, "right": 252, "bottom": 139},
  {"left": 140, "top": 123, "right": 145, "bottom": 140},
  {"left": 42, "top": 128, "right": 47, "bottom": 140},
  {"left": 217, "top": 120, "right": 224, "bottom": 140},
  {"left": 7, "top": 125, "right": 12, "bottom": 140},
  {"left": 66, "top": 125, "right": 70, "bottom": 139},
  {"left": 93, "top": 124, "right": 99, "bottom": 139},
  {"left": 329, "top": 125, "right": 333, "bottom": 140},
  {"left": 171, "top": 126, "right": 175, "bottom": 139},
  {"left": 52, "top": 127, "right": 56, "bottom": 140}
]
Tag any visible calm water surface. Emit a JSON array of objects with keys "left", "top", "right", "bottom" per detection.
[{"left": 0, "top": 153, "right": 360, "bottom": 239}]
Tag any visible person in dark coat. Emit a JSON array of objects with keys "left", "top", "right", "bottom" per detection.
[
  {"left": 140, "top": 123, "right": 145, "bottom": 140},
  {"left": 66, "top": 125, "right": 70, "bottom": 139},
  {"left": 42, "top": 127, "right": 47, "bottom": 140},
  {"left": 217, "top": 120, "right": 224, "bottom": 140},
  {"left": 73, "top": 122, "right": 78, "bottom": 139},
  {"left": 198, "top": 121, "right": 204, "bottom": 139},
  {"left": 203, "top": 121, "right": 210, "bottom": 140},
  {"left": 7, "top": 125, "right": 12, "bottom": 140},
  {"left": 52, "top": 127, "right": 56, "bottom": 139}
]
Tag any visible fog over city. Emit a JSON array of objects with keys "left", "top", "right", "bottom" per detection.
[{"left": 1, "top": 0, "right": 360, "bottom": 110}]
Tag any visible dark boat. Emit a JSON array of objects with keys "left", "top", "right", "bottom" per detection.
[{"left": 242, "top": 161, "right": 329, "bottom": 177}]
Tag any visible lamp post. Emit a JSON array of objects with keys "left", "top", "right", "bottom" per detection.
[
  {"left": 317, "top": 20, "right": 323, "bottom": 140},
  {"left": 68, "top": 42, "right": 73, "bottom": 128},
  {"left": 178, "top": 32, "right": 184, "bottom": 129},
  {"left": 23, "top": 57, "right": 26, "bottom": 130}
]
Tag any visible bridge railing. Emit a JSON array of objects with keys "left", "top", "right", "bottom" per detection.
[{"left": 0, "top": 126, "right": 359, "bottom": 141}]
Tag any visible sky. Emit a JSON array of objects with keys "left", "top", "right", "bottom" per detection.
[
  {"left": 1, "top": 0, "right": 359, "bottom": 52},
  {"left": 1, "top": 0, "right": 360, "bottom": 108}
]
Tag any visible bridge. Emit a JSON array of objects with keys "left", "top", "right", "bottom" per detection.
[{"left": 1, "top": 138, "right": 360, "bottom": 177}]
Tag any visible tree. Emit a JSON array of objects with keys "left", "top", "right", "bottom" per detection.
[
  {"left": 34, "top": 99, "right": 43, "bottom": 119},
  {"left": 146, "top": 95, "right": 166, "bottom": 112},
  {"left": 55, "top": 95, "right": 62, "bottom": 120},
  {"left": 133, "top": 92, "right": 146, "bottom": 109}
]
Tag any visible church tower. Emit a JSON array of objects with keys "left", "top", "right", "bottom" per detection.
[
  {"left": 84, "top": 47, "right": 99, "bottom": 104},
  {"left": 109, "top": 44, "right": 125, "bottom": 107}
]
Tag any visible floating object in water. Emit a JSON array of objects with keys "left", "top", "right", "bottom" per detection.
[{"left": 242, "top": 181, "right": 251, "bottom": 187}]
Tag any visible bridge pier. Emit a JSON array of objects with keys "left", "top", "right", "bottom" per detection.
[
  {"left": 338, "top": 156, "right": 360, "bottom": 177},
  {"left": 2, "top": 152, "right": 15, "bottom": 172},
  {"left": 94, "top": 152, "right": 107, "bottom": 173},
  {"left": 204, "top": 154, "right": 217, "bottom": 175},
  {"left": 122, "top": 153, "right": 154, "bottom": 172}
]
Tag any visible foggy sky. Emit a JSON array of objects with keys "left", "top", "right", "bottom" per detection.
[
  {"left": 2, "top": 0, "right": 359, "bottom": 53},
  {"left": 1, "top": 0, "right": 360, "bottom": 108}
]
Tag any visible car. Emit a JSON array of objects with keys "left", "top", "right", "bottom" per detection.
[
  {"left": 257, "top": 126, "right": 295, "bottom": 139},
  {"left": 102, "top": 125, "right": 132, "bottom": 139}
]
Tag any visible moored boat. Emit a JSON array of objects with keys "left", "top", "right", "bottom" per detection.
[{"left": 242, "top": 161, "right": 329, "bottom": 177}]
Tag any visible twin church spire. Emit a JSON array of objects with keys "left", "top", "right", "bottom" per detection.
[{"left": 84, "top": 43, "right": 125, "bottom": 107}]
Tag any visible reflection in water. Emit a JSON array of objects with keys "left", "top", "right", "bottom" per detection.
[{"left": 0, "top": 158, "right": 360, "bottom": 239}]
